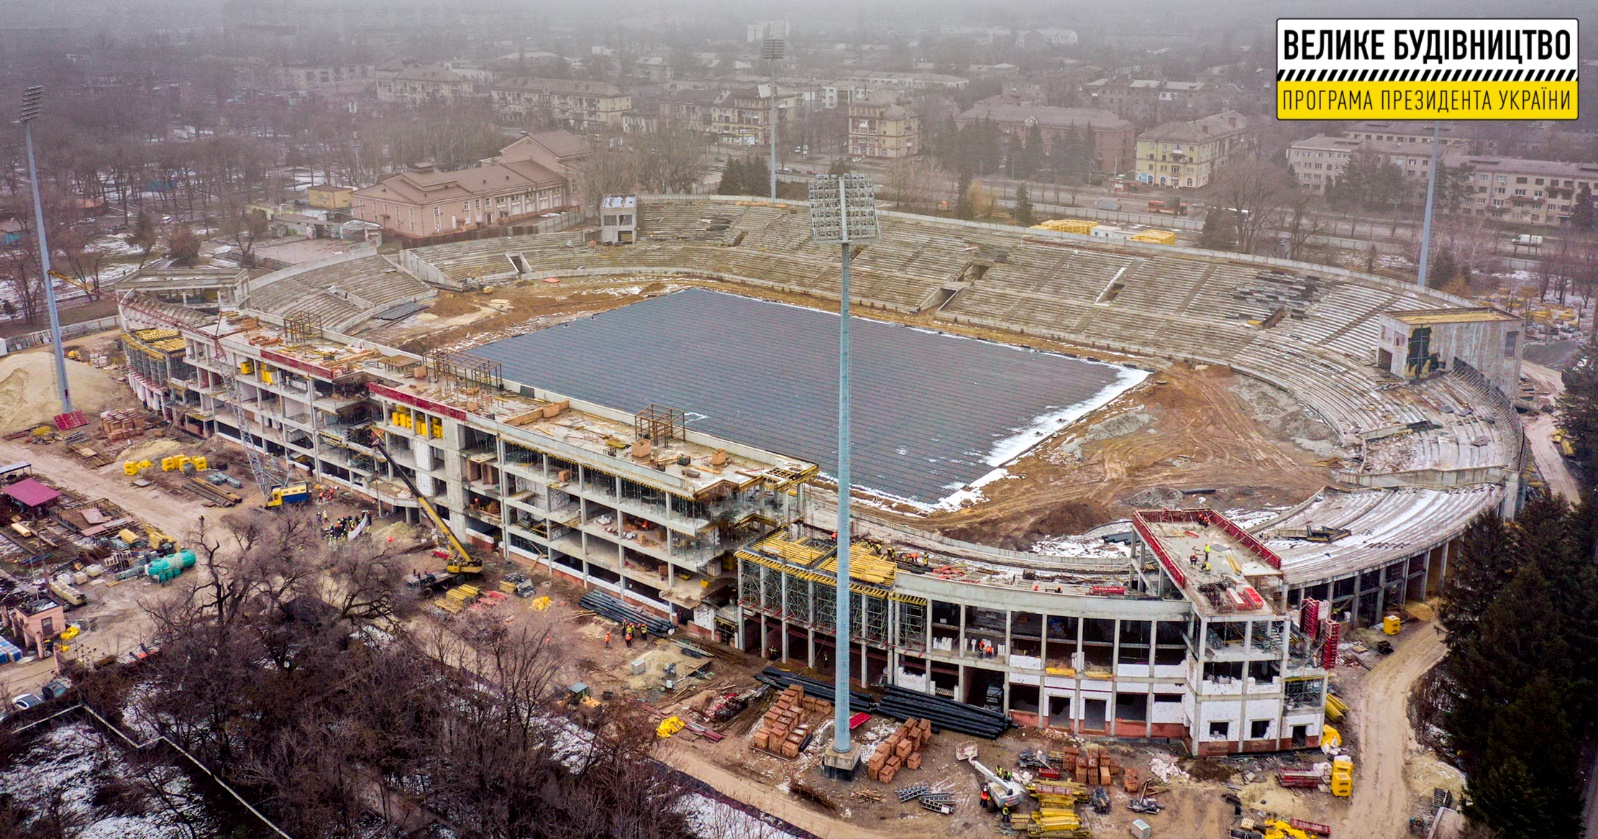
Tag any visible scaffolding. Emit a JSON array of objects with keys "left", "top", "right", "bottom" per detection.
[
  {"left": 859, "top": 587, "right": 890, "bottom": 645},
  {"left": 762, "top": 566, "right": 782, "bottom": 612},
  {"left": 894, "top": 596, "right": 928, "bottom": 651},
  {"left": 635, "top": 403, "right": 686, "bottom": 443},
  {"left": 1284, "top": 677, "right": 1324, "bottom": 710},
  {"left": 739, "top": 558, "right": 763, "bottom": 606},
  {"left": 427, "top": 348, "right": 504, "bottom": 392},
  {"left": 784, "top": 573, "right": 811, "bottom": 623},
  {"left": 284, "top": 310, "right": 324, "bottom": 345}
]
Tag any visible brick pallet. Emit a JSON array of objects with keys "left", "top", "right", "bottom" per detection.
[
  {"left": 867, "top": 717, "right": 933, "bottom": 784},
  {"left": 751, "top": 684, "right": 812, "bottom": 758}
]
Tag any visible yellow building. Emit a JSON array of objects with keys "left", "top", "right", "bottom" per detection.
[
  {"left": 848, "top": 93, "right": 920, "bottom": 160},
  {"left": 1135, "top": 110, "right": 1250, "bottom": 189},
  {"left": 307, "top": 185, "right": 354, "bottom": 211}
]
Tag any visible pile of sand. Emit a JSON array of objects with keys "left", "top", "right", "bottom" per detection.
[{"left": 0, "top": 350, "right": 130, "bottom": 435}]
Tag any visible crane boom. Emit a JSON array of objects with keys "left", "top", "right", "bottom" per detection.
[
  {"left": 367, "top": 429, "right": 481, "bottom": 574},
  {"left": 46, "top": 269, "right": 97, "bottom": 297}
]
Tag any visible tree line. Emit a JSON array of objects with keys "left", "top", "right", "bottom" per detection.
[{"left": 51, "top": 510, "right": 718, "bottom": 839}]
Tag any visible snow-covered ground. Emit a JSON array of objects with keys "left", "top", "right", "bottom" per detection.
[{"left": 0, "top": 720, "right": 216, "bottom": 838}]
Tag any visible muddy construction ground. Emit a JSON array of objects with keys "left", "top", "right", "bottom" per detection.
[{"left": 391, "top": 275, "right": 1339, "bottom": 549}]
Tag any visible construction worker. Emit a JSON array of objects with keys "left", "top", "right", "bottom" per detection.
[
  {"left": 980, "top": 788, "right": 991, "bottom": 811},
  {"left": 624, "top": 629, "right": 633, "bottom": 648},
  {"left": 1001, "top": 804, "right": 1011, "bottom": 826},
  {"left": 1203, "top": 559, "right": 1212, "bottom": 573},
  {"left": 605, "top": 630, "right": 612, "bottom": 648}
]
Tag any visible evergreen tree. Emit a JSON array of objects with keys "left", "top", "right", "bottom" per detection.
[
  {"left": 955, "top": 171, "right": 973, "bottom": 220},
  {"left": 1557, "top": 334, "right": 1598, "bottom": 473},
  {"left": 1198, "top": 210, "right": 1235, "bottom": 251},
  {"left": 1427, "top": 248, "right": 1458, "bottom": 286},
  {"left": 1013, "top": 184, "right": 1035, "bottom": 227},
  {"left": 1572, "top": 184, "right": 1596, "bottom": 232},
  {"left": 717, "top": 159, "right": 746, "bottom": 195},
  {"left": 1463, "top": 677, "right": 1585, "bottom": 839},
  {"left": 1438, "top": 512, "right": 1513, "bottom": 646}
]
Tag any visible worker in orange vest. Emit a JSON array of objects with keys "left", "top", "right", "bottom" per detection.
[{"left": 980, "top": 788, "right": 991, "bottom": 810}]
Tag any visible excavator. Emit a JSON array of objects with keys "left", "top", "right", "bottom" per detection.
[{"left": 366, "top": 428, "right": 483, "bottom": 576}]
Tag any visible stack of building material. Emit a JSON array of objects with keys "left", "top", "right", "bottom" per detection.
[
  {"left": 1066, "top": 746, "right": 1121, "bottom": 786},
  {"left": 1028, "top": 780, "right": 1086, "bottom": 809},
  {"left": 751, "top": 684, "right": 811, "bottom": 758},
  {"left": 1027, "top": 807, "right": 1087, "bottom": 837},
  {"left": 867, "top": 717, "right": 933, "bottom": 783},
  {"left": 183, "top": 477, "right": 241, "bottom": 506}
]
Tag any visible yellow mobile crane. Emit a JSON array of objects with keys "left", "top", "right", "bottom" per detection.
[{"left": 366, "top": 428, "right": 483, "bottom": 575}]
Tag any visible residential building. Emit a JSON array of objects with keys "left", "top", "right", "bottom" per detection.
[
  {"left": 954, "top": 101, "right": 1137, "bottom": 174},
  {"left": 1458, "top": 157, "right": 1598, "bottom": 227},
  {"left": 491, "top": 77, "right": 632, "bottom": 130},
  {"left": 659, "top": 88, "right": 800, "bottom": 146},
  {"left": 1081, "top": 78, "right": 1239, "bottom": 124},
  {"left": 1135, "top": 111, "right": 1251, "bottom": 189},
  {"left": 249, "top": 64, "right": 374, "bottom": 95},
  {"left": 376, "top": 64, "right": 476, "bottom": 105},
  {"left": 1342, "top": 121, "right": 1473, "bottom": 152},
  {"left": 1287, "top": 135, "right": 1469, "bottom": 194},
  {"left": 847, "top": 94, "right": 919, "bottom": 159},
  {"left": 847, "top": 71, "right": 969, "bottom": 92}
]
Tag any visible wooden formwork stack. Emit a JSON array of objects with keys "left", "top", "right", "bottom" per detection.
[
  {"left": 751, "top": 684, "right": 814, "bottom": 758},
  {"left": 867, "top": 717, "right": 933, "bottom": 783}
]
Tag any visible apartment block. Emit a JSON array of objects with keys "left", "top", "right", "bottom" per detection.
[
  {"left": 1135, "top": 111, "right": 1251, "bottom": 189},
  {"left": 1287, "top": 135, "right": 1470, "bottom": 194},
  {"left": 954, "top": 101, "right": 1136, "bottom": 174},
  {"left": 847, "top": 94, "right": 919, "bottom": 159},
  {"left": 491, "top": 77, "right": 632, "bottom": 130},
  {"left": 1457, "top": 157, "right": 1598, "bottom": 227},
  {"left": 376, "top": 64, "right": 476, "bottom": 105}
]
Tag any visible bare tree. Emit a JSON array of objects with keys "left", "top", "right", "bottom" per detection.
[
  {"left": 884, "top": 156, "right": 953, "bottom": 213},
  {"left": 218, "top": 194, "right": 270, "bottom": 268},
  {"left": 1210, "top": 160, "right": 1299, "bottom": 254}
]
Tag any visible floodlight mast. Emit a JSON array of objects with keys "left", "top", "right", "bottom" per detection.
[
  {"left": 1416, "top": 121, "right": 1441, "bottom": 288},
  {"left": 762, "top": 38, "right": 785, "bottom": 200},
  {"left": 808, "top": 174, "right": 878, "bottom": 763},
  {"left": 17, "top": 86, "right": 71, "bottom": 415}
]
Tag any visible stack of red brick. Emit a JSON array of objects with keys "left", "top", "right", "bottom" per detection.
[
  {"left": 867, "top": 717, "right": 933, "bottom": 783},
  {"left": 752, "top": 685, "right": 816, "bottom": 758},
  {"left": 1065, "top": 745, "right": 1122, "bottom": 786}
]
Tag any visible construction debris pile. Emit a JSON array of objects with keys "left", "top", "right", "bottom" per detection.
[
  {"left": 751, "top": 684, "right": 819, "bottom": 758},
  {"left": 867, "top": 717, "right": 932, "bottom": 783}
]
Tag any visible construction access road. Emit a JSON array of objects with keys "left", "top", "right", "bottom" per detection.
[
  {"left": 1521, "top": 362, "right": 1582, "bottom": 503},
  {"left": 1334, "top": 626, "right": 1447, "bottom": 839}
]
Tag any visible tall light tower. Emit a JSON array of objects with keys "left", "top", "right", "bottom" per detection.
[
  {"left": 1416, "top": 121, "right": 1442, "bottom": 288},
  {"left": 17, "top": 86, "right": 71, "bottom": 414},
  {"left": 809, "top": 173, "right": 878, "bottom": 779},
  {"left": 762, "top": 38, "right": 785, "bottom": 200}
]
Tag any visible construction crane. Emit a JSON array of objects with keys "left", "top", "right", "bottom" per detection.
[
  {"left": 958, "top": 747, "right": 1022, "bottom": 808},
  {"left": 46, "top": 269, "right": 98, "bottom": 298},
  {"left": 366, "top": 428, "right": 482, "bottom": 575}
]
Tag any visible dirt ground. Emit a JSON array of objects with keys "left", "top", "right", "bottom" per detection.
[
  {"left": 0, "top": 347, "right": 130, "bottom": 434},
  {"left": 913, "top": 363, "right": 1336, "bottom": 549}
]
